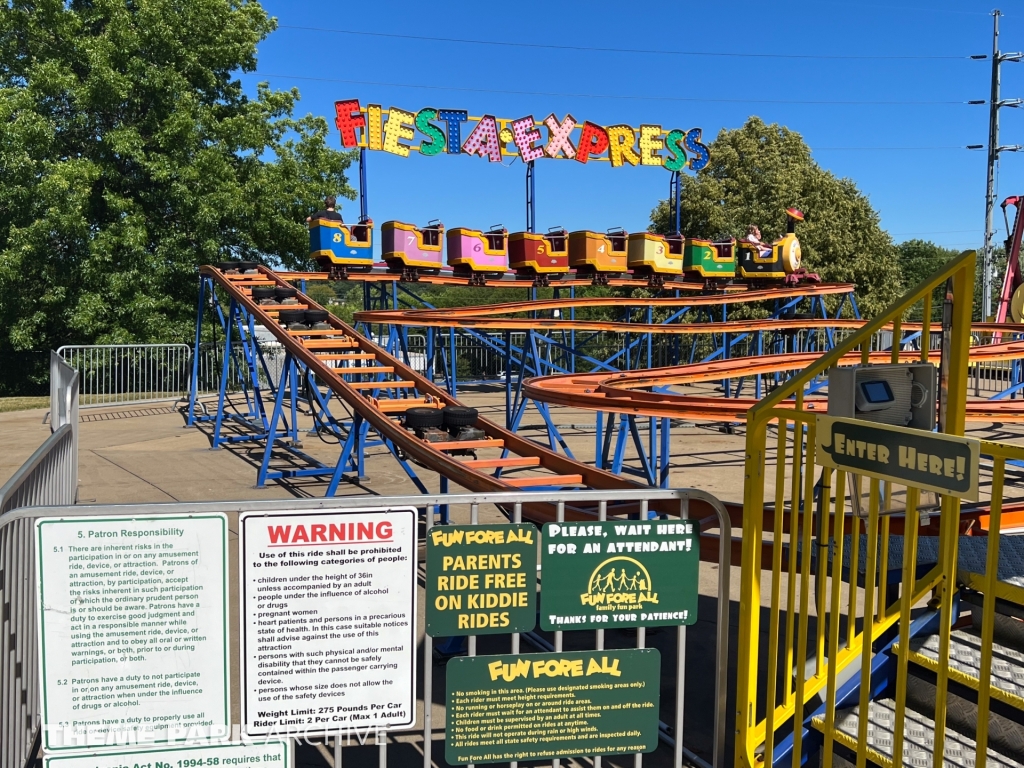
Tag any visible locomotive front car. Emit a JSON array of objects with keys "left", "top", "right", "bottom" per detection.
[
  {"left": 309, "top": 217, "right": 374, "bottom": 276},
  {"left": 737, "top": 208, "right": 804, "bottom": 283},
  {"left": 568, "top": 228, "right": 628, "bottom": 283},
  {"left": 683, "top": 238, "right": 736, "bottom": 284},
  {"left": 627, "top": 232, "right": 683, "bottom": 286},
  {"left": 382, "top": 220, "right": 445, "bottom": 278},
  {"left": 509, "top": 227, "right": 569, "bottom": 285},
  {"left": 447, "top": 225, "right": 509, "bottom": 284}
]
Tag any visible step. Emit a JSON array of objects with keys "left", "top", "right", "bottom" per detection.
[
  {"left": 427, "top": 438, "right": 504, "bottom": 450},
  {"left": 304, "top": 339, "right": 359, "bottom": 349},
  {"left": 462, "top": 457, "right": 542, "bottom": 469},
  {"left": 502, "top": 474, "right": 584, "bottom": 488},
  {"left": 375, "top": 398, "right": 435, "bottom": 413},
  {"left": 287, "top": 329, "right": 342, "bottom": 336},
  {"left": 315, "top": 353, "right": 377, "bottom": 361},
  {"left": 811, "top": 699, "right": 1019, "bottom": 768},
  {"left": 348, "top": 381, "right": 415, "bottom": 390},
  {"left": 896, "top": 628, "right": 1024, "bottom": 710},
  {"left": 260, "top": 304, "right": 311, "bottom": 311},
  {"left": 336, "top": 366, "right": 395, "bottom": 376}
]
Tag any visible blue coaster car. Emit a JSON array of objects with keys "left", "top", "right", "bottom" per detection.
[{"left": 309, "top": 217, "right": 374, "bottom": 276}]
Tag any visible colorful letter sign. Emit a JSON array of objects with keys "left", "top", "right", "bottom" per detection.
[{"left": 334, "top": 99, "right": 709, "bottom": 172}]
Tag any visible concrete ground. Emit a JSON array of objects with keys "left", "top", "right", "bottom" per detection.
[{"left": 3, "top": 388, "right": 1023, "bottom": 768}]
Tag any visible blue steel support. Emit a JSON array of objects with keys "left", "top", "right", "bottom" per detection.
[
  {"left": 257, "top": 351, "right": 293, "bottom": 487},
  {"left": 595, "top": 412, "right": 604, "bottom": 469},
  {"left": 659, "top": 417, "right": 671, "bottom": 488},
  {"left": 448, "top": 326, "right": 457, "bottom": 397},
  {"left": 439, "top": 475, "right": 450, "bottom": 524},
  {"left": 187, "top": 275, "right": 207, "bottom": 426},
  {"left": 211, "top": 298, "right": 236, "bottom": 449},
  {"left": 626, "top": 416, "right": 656, "bottom": 486}
]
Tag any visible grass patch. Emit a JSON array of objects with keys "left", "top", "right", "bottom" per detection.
[{"left": 0, "top": 396, "right": 49, "bottom": 413}]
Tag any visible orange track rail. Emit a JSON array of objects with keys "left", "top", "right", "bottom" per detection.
[
  {"left": 201, "top": 266, "right": 730, "bottom": 527},
  {"left": 351, "top": 290, "right": 1024, "bottom": 423}
]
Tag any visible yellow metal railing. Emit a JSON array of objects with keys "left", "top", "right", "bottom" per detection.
[{"left": 734, "top": 250, "right": 1024, "bottom": 767}]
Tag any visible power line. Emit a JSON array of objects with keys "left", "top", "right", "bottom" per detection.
[
  {"left": 246, "top": 72, "right": 969, "bottom": 106},
  {"left": 809, "top": 1, "right": 991, "bottom": 15},
  {"left": 277, "top": 25, "right": 972, "bottom": 61},
  {"left": 889, "top": 229, "right": 984, "bottom": 235},
  {"left": 810, "top": 146, "right": 967, "bottom": 150}
]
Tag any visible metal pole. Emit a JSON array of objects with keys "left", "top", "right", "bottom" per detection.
[
  {"left": 526, "top": 160, "right": 536, "bottom": 233},
  {"left": 359, "top": 147, "right": 368, "bottom": 222},
  {"left": 984, "top": 10, "right": 1002, "bottom": 321}
]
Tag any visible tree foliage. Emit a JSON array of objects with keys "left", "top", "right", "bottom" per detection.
[
  {"left": 0, "top": 0, "right": 355, "bottom": 351},
  {"left": 896, "top": 239, "right": 959, "bottom": 319},
  {"left": 650, "top": 117, "right": 902, "bottom": 316}
]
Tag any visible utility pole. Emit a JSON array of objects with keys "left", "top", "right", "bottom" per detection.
[{"left": 979, "top": 10, "right": 1023, "bottom": 320}]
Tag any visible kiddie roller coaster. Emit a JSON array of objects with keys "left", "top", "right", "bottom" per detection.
[{"left": 181, "top": 101, "right": 1024, "bottom": 768}]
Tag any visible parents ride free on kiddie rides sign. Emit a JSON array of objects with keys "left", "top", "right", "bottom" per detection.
[{"left": 334, "top": 99, "right": 710, "bottom": 171}]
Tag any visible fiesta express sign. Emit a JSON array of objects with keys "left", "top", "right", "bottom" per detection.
[{"left": 334, "top": 99, "right": 710, "bottom": 172}]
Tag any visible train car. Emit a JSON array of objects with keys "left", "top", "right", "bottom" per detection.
[
  {"left": 447, "top": 225, "right": 508, "bottom": 284},
  {"left": 509, "top": 228, "right": 569, "bottom": 285},
  {"left": 737, "top": 208, "right": 804, "bottom": 283},
  {"left": 568, "top": 228, "right": 627, "bottom": 284},
  {"left": 683, "top": 238, "right": 736, "bottom": 283},
  {"left": 309, "top": 217, "right": 374, "bottom": 277},
  {"left": 382, "top": 220, "right": 444, "bottom": 278},
  {"left": 627, "top": 232, "right": 683, "bottom": 286}
]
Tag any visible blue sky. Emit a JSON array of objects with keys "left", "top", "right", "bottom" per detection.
[{"left": 245, "top": 0, "right": 1024, "bottom": 253}]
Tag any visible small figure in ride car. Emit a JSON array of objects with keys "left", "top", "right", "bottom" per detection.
[{"left": 307, "top": 195, "right": 343, "bottom": 224}]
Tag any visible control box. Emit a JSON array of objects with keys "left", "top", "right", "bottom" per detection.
[{"left": 827, "top": 363, "right": 937, "bottom": 430}]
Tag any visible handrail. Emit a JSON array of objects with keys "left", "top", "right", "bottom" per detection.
[
  {"left": 735, "top": 251, "right": 980, "bottom": 767},
  {"left": 0, "top": 424, "right": 74, "bottom": 514}
]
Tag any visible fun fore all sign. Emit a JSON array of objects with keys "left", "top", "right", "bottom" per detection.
[{"left": 334, "top": 99, "right": 710, "bottom": 172}]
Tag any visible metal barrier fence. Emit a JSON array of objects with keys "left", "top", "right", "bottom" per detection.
[
  {"left": 2, "top": 488, "right": 731, "bottom": 768},
  {"left": 734, "top": 251, "right": 1009, "bottom": 767},
  {"left": 0, "top": 354, "right": 80, "bottom": 768},
  {"left": 57, "top": 343, "right": 193, "bottom": 406}
]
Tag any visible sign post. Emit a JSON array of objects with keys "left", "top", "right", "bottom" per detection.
[
  {"left": 816, "top": 416, "right": 981, "bottom": 499},
  {"left": 239, "top": 507, "right": 417, "bottom": 738},
  {"left": 36, "top": 514, "right": 229, "bottom": 752}
]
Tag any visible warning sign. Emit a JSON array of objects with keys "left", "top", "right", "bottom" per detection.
[
  {"left": 426, "top": 524, "right": 537, "bottom": 636},
  {"left": 35, "top": 514, "right": 229, "bottom": 752},
  {"left": 239, "top": 507, "right": 417, "bottom": 736}
]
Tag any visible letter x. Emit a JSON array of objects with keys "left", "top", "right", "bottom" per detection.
[{"left": 543, "top": 114, "right": 577, "bottom": 159}]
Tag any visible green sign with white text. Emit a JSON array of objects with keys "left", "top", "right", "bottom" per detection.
[
  {"left": 426, "top": 524, "right": 537, "bottom": 636},
  {"left": 540, "top": 520, "right": 698, "bottom": 631},
  {"left": 445, "top": 649, "right": 660, "bottom": 764},
  {"left": 816, "top": 416, "right": 980, "bottom": 500}
]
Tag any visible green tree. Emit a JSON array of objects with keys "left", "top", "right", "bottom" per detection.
[
  {"left": 896, "top": 239, "right": 959, "bottom": 319},
  {"left": 650, "top": 117, "right": 902, "bottom": 317},
  {"left": 0, "top": 0, "right": 355, "bottom": 353}
]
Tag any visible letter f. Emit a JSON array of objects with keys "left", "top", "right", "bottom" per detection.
[{"left": 334, "top": 100, "right": 365, "bottom": 148}]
